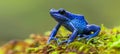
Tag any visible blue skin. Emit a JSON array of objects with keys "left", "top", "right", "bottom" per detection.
[{"left": 47, "top": 8, "right": 101, "bottom": 45}]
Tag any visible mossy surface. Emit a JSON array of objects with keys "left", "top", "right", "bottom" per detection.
[{"left": 1, "top": 24, "right": 120, "bottom": 54}]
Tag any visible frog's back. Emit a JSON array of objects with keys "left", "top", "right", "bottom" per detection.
[{"left": 70, "top": 18, "right": 87, "bottom": 33}]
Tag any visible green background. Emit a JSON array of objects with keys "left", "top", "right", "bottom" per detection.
[{"left": 0, "top": 0, "right": 120, "bottom": 45}]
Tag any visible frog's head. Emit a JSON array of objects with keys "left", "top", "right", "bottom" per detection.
[{"left": 50, "top": 8, "right": 72, "bottom": 23}]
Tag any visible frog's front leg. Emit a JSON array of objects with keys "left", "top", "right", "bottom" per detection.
[
  {"left": 59, "top": 23, "right": 78, "bottom": 45},
  {"left": 47, "top": 23, "right": 61, "bottom": 44},
  {"left": 83, "top": 24, "right": 101, "bottom": 40}
]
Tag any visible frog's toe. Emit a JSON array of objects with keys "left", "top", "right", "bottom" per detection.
[
  {"left": 78, "top": 36, "right": 89, "bottom": 41},
  {"left": 47, "top": 37, "right": 58, "bottom": 44},
  {"left": 86, "top": 36, "right": 92, "bottom": 41},
  {"left": 66, "top": 40, "right": 72, "bottom": 45},
  {"left": 58, "top": 40, "right": 72, "bottom": 46},
  {"left": 58, "top": 40, "right": 67, "bottom": 45},
  {"left": 47, "top": 39, "right": 51, "bottom": 44},
  {"left": 78, "top": 38, "right": 82, "bottom": 41}
]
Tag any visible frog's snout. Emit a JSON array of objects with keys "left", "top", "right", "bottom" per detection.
[
  {"left": 50, "top": 8, "right": 54, "bottom": 11},
  {"left": 50, "top": 8, "right": 56, "bottom": 12},
  {"left": 50, "top": 8, "right": 57, "bottom": 15}
]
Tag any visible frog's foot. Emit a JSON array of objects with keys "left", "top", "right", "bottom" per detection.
[
  {"left": 77, "top": 35, "right": 88, "bottom": 41},
  {"left": 47, "top": 37, "right": 58, "bottom": 44},
  {"left": 58, "top": 40, "right": 67, "bottom": 45},
  {"left": 82, "top": 36, "right": 89, "bottom": 41},
  {"left": 83, "top": 24, "right": 101, "bottom": 40},
  {"left": 58, "top": 40, "right": 72, "bottom": 46},
  {"left": 77, "top": 34, "right": 84, "bottom": 41},
  {"left": 77, "top": 37, "right": 83, "bottom": 41},
  {"left": 78, "top": 35, "right": 96, "bottom": 41}
]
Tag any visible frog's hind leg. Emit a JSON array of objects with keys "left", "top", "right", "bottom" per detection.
[{"left": 83, "top": 24, "right": 101, "bottom": 40}]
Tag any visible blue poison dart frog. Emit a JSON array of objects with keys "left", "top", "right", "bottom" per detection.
[{"left": 47, "top": 8, "right": 101, "bottom": 45}]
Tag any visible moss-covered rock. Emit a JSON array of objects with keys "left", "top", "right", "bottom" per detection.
[{"left": 1, "top": 25, "right": 120, "bottom": 54}]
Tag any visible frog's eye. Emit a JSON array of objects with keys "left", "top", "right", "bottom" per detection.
[{"left": 58, "top": 9, "right": 66, "bottom": 15}]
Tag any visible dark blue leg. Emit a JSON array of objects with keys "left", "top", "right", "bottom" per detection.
[
  {"left": 58, "top": 23, "right": 78, "bottom": 45},
  {"left": 58, "top": 30, "right": 78, "bottom": 45},
  {"left": 84, "top": 24, "right": 101, "bottom": 40},
  {"left": 47, "top": 23, "right": 61, "bottom": 44},
  {"left": 66, "top": 29, "right": 78, "bottom": 45}
]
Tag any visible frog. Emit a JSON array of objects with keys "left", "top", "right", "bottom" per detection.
[{"left": 47, "top": 8, "right": 101, "bottom": 45}]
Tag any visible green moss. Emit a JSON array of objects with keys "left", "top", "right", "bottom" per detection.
[{"left": 1, "top": 24, "right": 120, "bottom": 54}]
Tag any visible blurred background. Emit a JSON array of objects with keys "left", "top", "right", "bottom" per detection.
[{"left": 0, "top": 0, "right": 120, "bottom": 45}]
